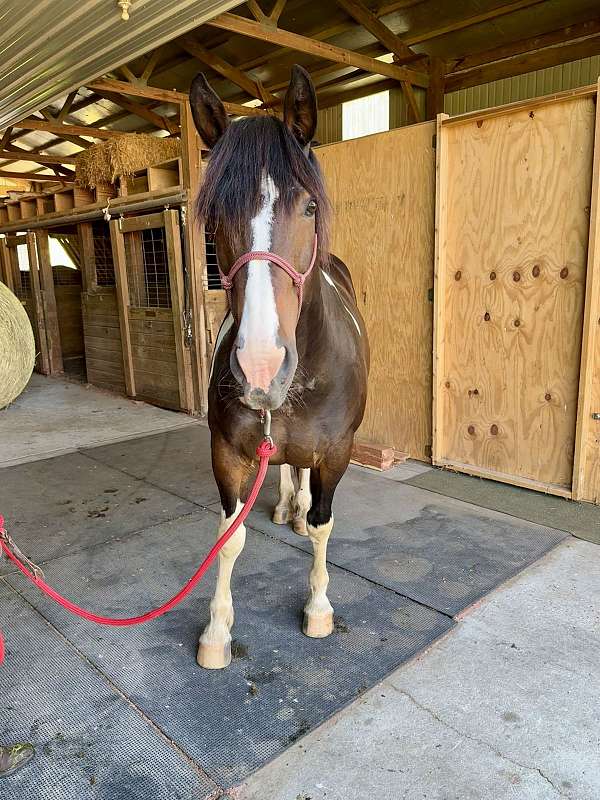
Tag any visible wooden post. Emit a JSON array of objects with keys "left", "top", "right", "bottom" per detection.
[
  {"left": 426, "top": 58, "right": 446, "bottom": 120},
  {"left": 79, "top": 222, "right": 97, "bottom": 293},
  {"left": 109, "top": 218, "right": 136, "bottom": 397},
  {"left": 572, "top": 79, "right": 600, "bottom": 502},
  {"left": 164, "top": 208, "right": 194, "bottom": 412},
  {"left": 0, "top": 238, "right": 14, "bottom": 292},
  {"left": 431, "top": 113, "right": 450, "bottom": 464},
  {"left": 180, "top": 100, "right": 210, "bottom": 415},
  {"left": 26, "top": 232, "right": 51, "bottom": 375},
  {"left": 36, "top": 230, "right": 64, "bottom": 374}
]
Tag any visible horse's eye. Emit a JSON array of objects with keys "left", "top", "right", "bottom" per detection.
[{"left": 304, "top": 199, "right": 317, "bottom": 217}]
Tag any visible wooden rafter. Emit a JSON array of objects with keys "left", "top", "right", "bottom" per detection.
[
  {"left": 87, "top": 77, "right": 269, "bottom": 117},
  {"left": 14, "top": 118, "right": 137, "bottom": 140},
  {"left": 0, "top": 127, "right": 14, "bottom": 150},
  {"left": 446, "top": 33, "right": 600, "bottom": 92},
  {"left": 179, "top": 35, "right": 281, "bottom": 106},
  {"left": 89, "top": 88, "right": 179, "bottom": 134},
  {"left": 448, "top": 17, "right": 600, "bottom": 73},
  {"left": 0, "top": 150, "right": 77, "bottom": 165},
  {"left": 0, "top": 170, "right": 72, "bottom": 183},
  {"left": 207, "top": 13, "right": 429, "bottom": 87},
  {"left": 335, "top": 0, "right": 417, "bottom": 64},
  {"left": 140, "top": 49, "right": 163, "bottom": 84},
  {"left": 57, "top": 90, "right": 79, "bottom": 123}
]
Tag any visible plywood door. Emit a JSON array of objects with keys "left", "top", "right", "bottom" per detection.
[
  {"left": 317, "top": 122, "right": 436, "bottom": 461},
  {"left": 434, "top": 95, "right": 596, "bottom": 495}
]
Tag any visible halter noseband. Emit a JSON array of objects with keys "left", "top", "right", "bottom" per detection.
[{"left": 219, "top": 234, "right": 318, "bottom": 313}]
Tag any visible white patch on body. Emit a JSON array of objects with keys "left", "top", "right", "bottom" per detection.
[
  {"left": 210, "top": 312, "right": 234, "bottom": 381},
  {"left": 238, "top": 174, "right": 280, "bottom": 348},
  {"left": 322, "top": 270, "right": 361, "bottom": 336}
]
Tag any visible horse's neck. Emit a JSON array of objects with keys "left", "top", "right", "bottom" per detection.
[{"left": 296, "top": 262, "right": 334, "bottom": 363}]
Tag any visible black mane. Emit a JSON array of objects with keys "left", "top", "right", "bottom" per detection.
[{"left": 196, "top": 115, "right": 330, "bottom": 265}]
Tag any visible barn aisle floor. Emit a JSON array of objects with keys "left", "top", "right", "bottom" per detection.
[
  {"left": 0, "top": 388, "right": 576, "bottom": 800},
  {"left": 0, "top": 374, "right": 197, "bottom": 468}
]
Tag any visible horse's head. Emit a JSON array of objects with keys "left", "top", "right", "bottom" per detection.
[{"left": 190, "top": 65, "right": 329, "bottom": 411}]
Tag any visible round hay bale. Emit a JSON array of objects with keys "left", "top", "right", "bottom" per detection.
[{"left": 0, "top": 281, "right": 35, "bottom": 410}]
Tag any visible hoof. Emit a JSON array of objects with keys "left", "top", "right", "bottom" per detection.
[
  {"left": 302, "top": 611, "right": 334, "bottom": 639},
  {"left": 293, "top": 517, "right": 308, "bottom": 536},
  {"left": 272, "top": 506, "right": 292, "bottom": 525},
  {"left": 197, "top": 639, "right": 232, "bottom": 670}
]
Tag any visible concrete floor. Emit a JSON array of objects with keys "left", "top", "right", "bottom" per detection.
[
  {"left": 0, "top": 374, "right": 197, "bottom": 468},
  {"left": 2, "top": 377, "right": 599, "bottom": 799}
]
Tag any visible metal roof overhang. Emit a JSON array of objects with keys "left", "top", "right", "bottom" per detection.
[{"left": 0, "top": 0, "right": 242, "bottom": 128}]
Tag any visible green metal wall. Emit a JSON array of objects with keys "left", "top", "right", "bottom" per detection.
[{"left": 444, "top": 54, "right": 600, "bottom": 115}]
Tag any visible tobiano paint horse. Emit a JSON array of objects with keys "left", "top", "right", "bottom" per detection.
[{"left": 190, "top": 65, "right": 369, "bottom": 669}]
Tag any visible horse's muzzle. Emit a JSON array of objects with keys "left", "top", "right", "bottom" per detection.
[{"left": 231, "top": 343, "right": 297, "bottom": 411}]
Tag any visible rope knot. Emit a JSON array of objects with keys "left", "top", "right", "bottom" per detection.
[{"left": 256, "top": 438, "right": 277, "bottom": 459}]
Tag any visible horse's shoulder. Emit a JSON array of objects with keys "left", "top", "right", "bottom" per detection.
[{"left": 323, "top": 254, "right": 357, "bottom": 302}]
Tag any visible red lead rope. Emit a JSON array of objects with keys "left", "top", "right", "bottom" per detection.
[{"left": 0, "top": 438, "right": 277, "bottom": 667}]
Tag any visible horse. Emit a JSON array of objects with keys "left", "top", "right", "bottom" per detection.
[{"left": 189, "top": 64, "right": 370, "bottom": 669}]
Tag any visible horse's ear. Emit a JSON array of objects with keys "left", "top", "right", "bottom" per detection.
[
  {"left": 189, "top": 72, "right": 229, "bottom": 149},
  {"left": 284, "top": 64, "right": 317, "bottom": 149}
]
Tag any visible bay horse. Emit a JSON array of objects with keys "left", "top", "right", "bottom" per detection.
[{"left": 190, "top": 65, "right": 369, "bottom": 669}]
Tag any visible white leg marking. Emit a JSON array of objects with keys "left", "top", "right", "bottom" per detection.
[
  {"left": 322, "top": 270, "right": 362, "bottom": 336},
  {"left": 293, "top": 468, "right": 311, "bottom": 537},
  {"left": 303, "top": 517, "right": 334, "bottom": 638},
  {"left": 197, "top": 500, "right": 245, "bottom": 669},
  {"left": 239, "top": 174, "right": 280, "bottom": 349},
  {"left": 273, "top": 464, "right": 295, "bottom": 525}
]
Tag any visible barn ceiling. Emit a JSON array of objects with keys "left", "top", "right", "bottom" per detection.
[{"left": 0, "top": 0, "right": 243, "bottom": 129}]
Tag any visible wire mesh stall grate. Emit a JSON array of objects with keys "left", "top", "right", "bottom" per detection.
[
  {"left": 205, "top": 232, "right": 221, "bottom": 290},
  {"left": 91, "top": 221, "right": 115, "bottom": 287},
  {"left": 124, "top": 227, "right": 171, "bottom": 309}
]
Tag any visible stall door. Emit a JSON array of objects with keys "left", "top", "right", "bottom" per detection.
[
  {"left": 109, "top": 210, "right": 193, "bottom": 411},
  {"left": 433, "top": 94, "right": 596, "bottom": 497},
  {"left": 1, "top": 233, "right": 52, "bottom": 374}
]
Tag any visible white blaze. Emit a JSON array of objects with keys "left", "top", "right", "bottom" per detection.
[{"left": 238, "top": 174, "right": 280, "bottom": 348}]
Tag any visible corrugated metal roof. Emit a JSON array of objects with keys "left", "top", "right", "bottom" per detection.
[{"left": 0, "top": 0, "right": 242, "bottom": 128}]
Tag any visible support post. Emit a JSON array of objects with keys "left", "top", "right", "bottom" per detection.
[
  {"left": 0, "top": 238, "right": 14, "bottom": 292},
  {"left": 26, "top": 232, "right": 51, "bottom": 375},
  {"left": 426, "top": 57, "right": 446, "bottom": 120},
  {"left": 164, "top": 208, "right": 194, "bottom": 412},
  {"left": 109, "top": 218, "right": 136, "bottom": 397},
  {"left": 78, "top": 222, "right": 97, "bottom": 293},
  {"left": 36, "top": 229, "right": 64, "bottom": 374}
]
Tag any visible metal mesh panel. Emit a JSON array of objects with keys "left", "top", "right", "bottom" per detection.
[
  {"left": 52, "top": 266, "right": 81, "bottom": 286},
  {"left": 91, "top": 221, "right": 115, "bottom": 287},
  {"left": 15, "top": 268, "right": 31, "bottom": 301},
  {"left": 125, "top": 226, "right": 171, "bottom": 309},
  {"left": 205, "top": 232, "right": 221, "bottom": 289}
]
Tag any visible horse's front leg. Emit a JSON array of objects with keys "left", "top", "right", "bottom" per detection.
[
  {"left": 197, "top": 433, "right": 251, "bottom": 670},
  {"left": 303, "top": 448, "right": 350, "bottom": 638}
]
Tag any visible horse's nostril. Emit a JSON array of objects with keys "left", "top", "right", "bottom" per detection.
[{"left": 236, "top": 345, "right": 285, "bottom": 393}]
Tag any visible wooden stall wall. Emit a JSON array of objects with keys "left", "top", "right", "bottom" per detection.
[
  {"left": 317, "top": 123, "right": 436, "bottom": 461},
  {"left": 79, "top": 221, "right": 127, "bottom": 395},
  {"left": 433, "top": 91, "right": 597, "bottom": 497}
]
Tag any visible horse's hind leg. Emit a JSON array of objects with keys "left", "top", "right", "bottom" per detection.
[
  {"left": 293, "top": 468, "right": 311, "bottom": 536},
  {"left": 303, "top": 451, "right": 349, "bottom": 638},
  {"left": 273, "top": 464, "right": 295, "bottom": 524},
  {"left": 197, "top": 434, "right": 250, "bottom": 670}
]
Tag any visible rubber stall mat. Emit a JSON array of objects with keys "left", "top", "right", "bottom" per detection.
[
  {"left": 83, "top": 426, "right": 219, "bottom": 506},
  {"left": 243, "top": 467, "right": 569, "bottom": 615},
  {"left": 0, "top": 452, "right": 195, "bottom": 575},
  {"left": 406, "top": 469, "right": 600, "bottom": 546},
  {"left": 0, "top": 580, "right": 215, "bottom": 800},
  {"left": 5, "top": 511, "right": 453, "bottom": 787}
]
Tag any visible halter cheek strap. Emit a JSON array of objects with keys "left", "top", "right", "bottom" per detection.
[{"left": 219, "top": 234, "right": 318, "bottom": 313}]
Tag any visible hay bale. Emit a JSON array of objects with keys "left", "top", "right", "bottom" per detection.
[
  {"left": 75, "top": 134, "right": 180, "bottom": 188},
  {"left": 0, "top": 281, "right": 35, "bottom": 410}
]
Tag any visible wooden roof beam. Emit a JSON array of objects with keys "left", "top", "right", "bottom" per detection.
[
  {"left": 14, "top": 118, "right": 139, "bottom": 140},
  {"left": 0, "top": 150, "right": 77, "bottom": 165},
  {"left": 206, "top": 12, "right": 429, "bottom": 87},
  {"left": 87, "top": 77, "right": 269, "bottom": 117},
  {"left": 0, "top": 170, "right": 73, "bottom": 183},
  {"left": 446, "top": 32, "right": 600, "bottom": 92},
  {"left": 89, "top": 88, "right": 180, "bottom": 134},
  {"left": 179, "top": 35, "right": 281, "bottom": 107},
  {"left": 335, "top": 0, "right": 417, "bottom": 64}
]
